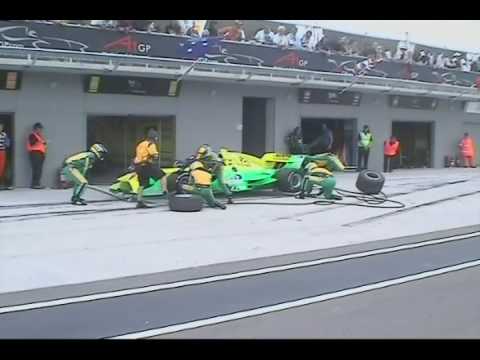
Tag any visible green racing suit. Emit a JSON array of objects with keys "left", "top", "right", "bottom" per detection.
[{"left": 62, "top": 152, "right": 97, "bottom": 201}]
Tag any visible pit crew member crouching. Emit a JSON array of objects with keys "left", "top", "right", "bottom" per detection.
[
  {"left": 298, "top": 155, "right": 343, "bottom": 201},
  {"left": 181, "top": 159, "right": 227, "bottom": 210}
]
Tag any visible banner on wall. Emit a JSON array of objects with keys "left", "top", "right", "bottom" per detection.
[{"left": 0, "top": 21, "right": 479, "bottom": 89}]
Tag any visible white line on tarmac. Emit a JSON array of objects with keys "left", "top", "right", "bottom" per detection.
[
  {"left": 111, "top": 259, "right": 480, "bottom": 339},
  {"left": 1, "top": 231, "right": 479, "bottom": 315}
]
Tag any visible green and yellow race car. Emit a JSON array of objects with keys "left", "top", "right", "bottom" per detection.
[{"left": 109, "top": 149, "right": 345, "bottom": 197}]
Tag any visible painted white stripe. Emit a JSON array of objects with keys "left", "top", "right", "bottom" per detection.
[
  {"left": 111, "top": 259, "right": 480, "bottom": 339},
  {"left": 1, "top": 231, "right": 479, "bottom": 315}
]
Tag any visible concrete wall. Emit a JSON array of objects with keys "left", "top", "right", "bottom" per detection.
[{"left": 1, "top": 69, "right": 480, "bottom": 188}]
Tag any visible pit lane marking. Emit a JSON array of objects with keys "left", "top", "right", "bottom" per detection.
[{"left": 0, "top": 231, "right": 479, "bottom": 315}]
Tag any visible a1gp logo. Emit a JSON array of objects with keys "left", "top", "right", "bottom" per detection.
[
  {"left": 104, "top": 36, "right": 151, "bottom": 54},
  {"left": 137, "top": 43, "right": 151, "bottom": 53},
  {"left": 298, "top": 59, "right": 308, "bottom": 67}
]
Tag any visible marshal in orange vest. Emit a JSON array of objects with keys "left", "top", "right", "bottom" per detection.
[
  {"left": 384, "top": 138, "right": 400, "bottom": 156},
  {"left": 26, "top": 131, "right": 47, "bottom": 154}
]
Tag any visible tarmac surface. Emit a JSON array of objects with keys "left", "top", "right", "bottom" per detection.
[
  {"left": 1, "top": 168, "right": 479, "bottom": 295},
  {"left": 0, "top": 229, "right": 478, "bottom": 338}
]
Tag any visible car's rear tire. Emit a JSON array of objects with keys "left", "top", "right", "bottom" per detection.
[
  {"left": 277, "top": 168, "right": 304, "bottom": 193},
  {"left": 168, "top": 194, "right": 203, "bottom": 212}
]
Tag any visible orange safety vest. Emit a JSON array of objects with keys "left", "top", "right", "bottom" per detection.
[
  {"left": 460, "top": 137, "right": 475, "bottom": 157},
  {"left": 27, "top": 132, "right": 47, "bottom": 154},
  {"left": 384, "top": 140, "right": 399, "bottom": 156}
]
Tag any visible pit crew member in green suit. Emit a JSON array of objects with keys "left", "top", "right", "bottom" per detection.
[
  {"left": 195, "top": 144, "right": 233, "bottom": 204},
  {"left": 181, "top": 158, "right": 227, "bottom": 210},
  {"left": 298, "top": 155, "right": 343, "bottom": 201},
  {"left": 62, "top": 143, "right": 108, "bottom": 205}
]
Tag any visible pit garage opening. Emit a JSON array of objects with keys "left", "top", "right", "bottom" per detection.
[
  {"left": 301, "top": 118, "right": 356, "bottom": 166},
  {"left": 87, "top": 115, "right": 175, "bottom": 184},
  {"left": 392, "top": 121, "right": 433, "bottom": 169}
]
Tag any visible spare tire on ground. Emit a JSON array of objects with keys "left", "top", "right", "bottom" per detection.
[
  {"left": 168, "top": 194, "right": 203, "bottom": 212},
  {"left": 277, "top": 168, "right": 304, "bottom": 193},
  {"left": 355, "top": 170, "right": 385, "bottom": 195}
]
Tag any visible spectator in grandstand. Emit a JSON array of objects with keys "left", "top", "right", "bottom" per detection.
[
  {"left": 461, "top": 57, "right": 470, "bottom": 72},
  {"left": 165, "top": 20, "right": 184, "bottom": 35},
  {"left": 444, "top": 52, "right": 462, "bottom": 69},
  {"left": 435, "top": 53, "right": 445, "bottom": 68},
  {"left": 254, "top": 27, "right": 274, "bottom": 45},
  {"left": 90, "top": 20, "right": 113, "bottom": 28},
  {"left": 384, "top": 48, "right": 393, "bottom": 59},
  {"left": 117, "top": 20, "right": 134, "bottom": 32},
  {"left": 345, "top": 39, "right": 361, "bottom": 57},
  {"left": 359, "top": 40, "right": 376, "bottom": 57},
  {"left": 471, "top": 57, "right": 479, "bottom": 73},
  {"left": 273, "top": 26, "right": 289, "bottom": 48},
  {"left": 394, "top": 45, "right": 410, "bottom": 63},
  {"left": 375, "top": 45, "right": 385, "bottom": 60},
  {"left": 287, "top": 27, "right": 299, "bottom": 47},
  {"left": 179, "top": 20, "right": 195, "bottom": 34},
  {"left": 300, "top": 30, "right": 315, "bottom": 50},
  {"left": 337, "top": 36, "right": 351, "bottom": 54},
  {"left": 51, "top": 20, "right": 69, "bottom": 25},
  {"left": 147, "top": 21, "right": 159, "bottom": 33},
  {"left": 131, "top": 20, "right": 151, "bottom": 32},
  {"left": 427, "top": 51, "right": 435, "bottom": 66},
  {"left": 316, "top": 35, "right": 334, "bottom": 53},
  {"left": 415, "top": 49, "right": 429, "bottom": 65},
  {"left": 186, "top": 22, "right": 200, "bottom": 37},
  {"left": 219, "top": 20, "right": 246, "bottom": 42},
  {"left": 205, "top": 21, "right": 219, "bottom": 37}
]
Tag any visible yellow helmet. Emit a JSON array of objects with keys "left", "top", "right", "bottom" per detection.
[
  {"left": 90, "top": 143, "right": 108, "bottom": 160},
  {"left": 196, "top": 144, "right": 211, "bottom": 158}
]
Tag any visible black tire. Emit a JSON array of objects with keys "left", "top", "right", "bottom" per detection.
[
  {"left": 175, "top": 173, "right": 191, "bottom": 194},
  {"left": 277, "top": 168, "right": 304, "bottom": 193},
  {"left": 166, "top": 173, "right": 179, "bottom": 193},
  {"left": 168, "top": 194, "right": 203, "bottom": 212},
  {"left": 355, "top": 170, "right": 385, "bottom": 195}
]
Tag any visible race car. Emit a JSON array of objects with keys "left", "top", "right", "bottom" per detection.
[{"left": 109, "top": 149, "right": 345, "bottom": 197}]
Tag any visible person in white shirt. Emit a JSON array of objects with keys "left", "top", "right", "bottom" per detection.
[
  {"left": 287, "top": 27, "right": 299, "bottom": 47},
  {"left": 461, "top": 58, "right": 470, "bottom": 72},
  {"left": 90, "top": 20, "right": 115, "bottom": 28},
  {"left": 300, "top": 30, "right": 315, "bottom": 50},
  {"left": 435, "top": 53, "right": 445, "bottom": 68},
  {"left": 273, "top": 26, "right": 289, "bottom": 48},
  {"left": 394, "top": 46, "right": 409, "bottom": 62},
  {"left": 254, "top": 27, "right": 274, "bottom": 44}
]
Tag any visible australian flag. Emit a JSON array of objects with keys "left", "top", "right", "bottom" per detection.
[{"left": 177, "top": 36, "right": 223, "bottom": 60}]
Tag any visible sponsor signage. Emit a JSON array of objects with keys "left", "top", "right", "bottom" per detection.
[
  {"left": 0, "top": 21, "right": 479, "bottom": 89},
  {"left": 389, "top": 95, "right": 438, "bottom": 110},
  {"left": 299, "top": 88, "right": 362, "bottom": 106},
  {"left": 84, "top": 75, "right": 181, "bottom": 97}
]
